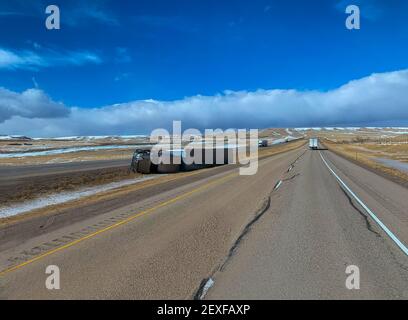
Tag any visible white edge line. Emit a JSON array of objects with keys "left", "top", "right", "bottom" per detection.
[{"left": 319, "top": 151, "right": 408, "bottom": 256}]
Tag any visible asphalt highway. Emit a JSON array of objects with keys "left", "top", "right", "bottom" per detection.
[
  {"left": 207, "top": 149, "right": 408, "bottom": 299},
  {"left": 0, "top": 146, "right": 407, "bottom": 299}
]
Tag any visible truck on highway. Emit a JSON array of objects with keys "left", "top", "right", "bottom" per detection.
[
  {"left": 130, "top": 145, "right": 240, "bottom": 174},
  {"left": 258, "top": 139, "right": 268, "bottom": 147},
  {"left": 309, "top": 138, "right": 318, "bottom": 150}
]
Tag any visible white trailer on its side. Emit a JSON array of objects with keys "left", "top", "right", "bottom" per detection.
[{"left": 309, "top": 138, "right": 318, "bottom": 150}]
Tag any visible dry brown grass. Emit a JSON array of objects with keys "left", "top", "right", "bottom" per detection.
[
  {"left": 0, "top": 169, "right": 206, "bottom": 227},
  {"left": 1, "top": 139, "right": 306, "bottom": 206},
  {"left": 0, "top": 166, "right": 141, "bottom": 207},
  {"left": 0, "top": 148, "right": 135, "bottom": 166},
  {"left": 0, "top": 136, "right": 150, "bottom": 166},
  {"left": 0, "top": 139, "right": 306, "bottom": 226},
  {"left": 358, "top": 143, "right": 408, "bottom": 162},
  {"left": 304, "top": 129, "right": 408, "bottom": 144},
  {"left": 323, "top": 140, "right": 408, "bottom": 184}
]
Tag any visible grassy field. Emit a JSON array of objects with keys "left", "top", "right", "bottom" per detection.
[
  {"left": 0, "top": 139, "right": 306, "bottom": 209},
  {"left": 323, "top": 139, "right": 408, "bottom": 185},
  {"left": 0, "top": 166, "right": 142, "bottom": 207},
  {"left": 0, "top": 136, "right": 149, "bottom": 166},
  {"left": 0, "top": 148, "right": 135, "bottom": 166},
  {"left": 0, "top": 139, "right": 306, "bottom": 225}
]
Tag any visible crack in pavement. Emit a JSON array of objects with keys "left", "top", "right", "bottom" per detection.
[
  {"left": 283, "top": 173, "right": 300, "bottom": 182},
  {"left": 39, "top": 215, "right": 56, "bottom": 229},
  {"left": 290, "top": 150, "right": 307, "bottom": 167},
  {"left": 193, "top": 277, "right": 214, "bottom": 300},
  {"left": 195, "top": 149, "right": 408, "bottom": 299},
  {"left": 193, "top": 185, "right": 276, "bottom": 299},
  {"left": 339, "top": 185, "right": 381, "bottom": 238},
  {"left": 220, "top": 196, "right": 271, "bottom": 272},
  {"left": 339, "top": 184, "right": 408, "bottom": 274},
  {"left": 193, "top": 195, "right": 271, "bottom": 300},
  {"left": 193, "top": 149, "right": 308, "bottom": 299},
  {"left": 273, "top": 180, "right": 282, "bottom": 190},
  {"left": 284, "top": 149, "right": 306, "bottom": 174}
]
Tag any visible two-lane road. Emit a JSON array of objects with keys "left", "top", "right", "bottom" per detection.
[
  {"left": 0, "top": 146, "right": 304, "bottom": 299},
  {"left": 207, "top": 149, "right": 408, "bottom": 299},
  {"left": 0, "top": 146, "right": 407, "bottom": 299}
]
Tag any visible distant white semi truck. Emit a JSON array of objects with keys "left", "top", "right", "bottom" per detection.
[{"left": 309, "top": 138, "right": 318, "bottom": 150}]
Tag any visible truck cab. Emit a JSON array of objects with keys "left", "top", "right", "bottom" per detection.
[{"left": 258, "top": 139, "right": 268, "bottom": 147}]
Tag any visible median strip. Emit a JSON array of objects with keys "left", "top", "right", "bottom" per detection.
[
  {"left": 0, "top": 175, "right": 162, "bottom": 219},
  {"left": 0, "top": 171, "right": 238, "bottom": 277}
]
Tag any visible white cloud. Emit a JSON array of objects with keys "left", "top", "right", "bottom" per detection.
[
  {"left": 1, "top": 69, "right": 408, "bottom": 137},
  {"left": 0, "top": 49, "right": 42, "bottom": 69},
  {"left": 0, "top": 88, "right": 69, "bottom": 123},
  {"left": 0, "top": 47, "right": 102, "bottom": 70}
]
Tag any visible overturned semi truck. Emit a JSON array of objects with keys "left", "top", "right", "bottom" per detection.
[{"left": 130, "top": 145, "right": 243, "bottom": 174}]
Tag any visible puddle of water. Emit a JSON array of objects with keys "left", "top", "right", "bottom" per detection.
[{"left": 375, "top": 158, "right": 408, "bottom": 173}]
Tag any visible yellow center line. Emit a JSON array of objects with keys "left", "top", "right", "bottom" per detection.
[
  {"left": 0, "top": 143, "right": 306, "bottom": 277},
  {"left": 0, "top": 166, "right": 223, "bottom": 228},
  {"left": 0, "top": 171, "right": 238, "bottom": 277}
]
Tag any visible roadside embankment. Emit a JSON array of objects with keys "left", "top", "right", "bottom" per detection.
[{"left": 323, "top": 140, "right": 408, "bottom": 187}]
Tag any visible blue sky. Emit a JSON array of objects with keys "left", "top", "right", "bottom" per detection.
[{"left": 1, "top": 0, "right": 408, "bottom": 136}]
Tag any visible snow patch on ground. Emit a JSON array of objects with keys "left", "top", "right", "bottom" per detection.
[
  {"left": 0, "top": 144, "right": 150, "bottom": 158},
  {"left": 0, "top": 135, "right": 31, "bottom": 140},
  {"left": 0, "top": 135, "right": 148, "bottom": 141},
  {"left": 0, "top": 175, "right": 162, "bottom": 219},
  {"left": 271, "top": 136, "right": 301, "bottom": 145},
  {"left": 33, "top": 135, "right": 148, "bottom": 141}
]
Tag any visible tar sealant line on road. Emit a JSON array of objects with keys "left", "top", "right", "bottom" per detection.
[
  {"left": 193, "top": 149, "right": 306, "bottom": 299},
  {"left": 194, "top": 278, "right": 215, "bottom": 300},
  {"left": 272, "top": 152, "right": 306, "bottom": 192},
  {"left": 277, "top": 151, "right": 306, "bottom": 189},
  {"left": 285, "top": 149, "right": 306, "bottom": 174},
  {"left": 194, "top": 187, "right": 274, "bottom": 299},
  {"left": 319, "top": 151, "right": 408, "bottom": 257},
  {"left": 274, "top": 180, "right": 283, "bottom": 190}
]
